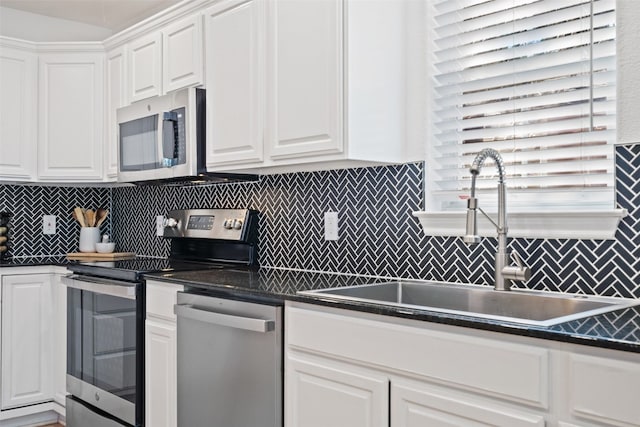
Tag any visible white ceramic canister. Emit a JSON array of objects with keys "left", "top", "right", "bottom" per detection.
[{"left": 79, "top": 227, "right": 100, "bottom": 252}]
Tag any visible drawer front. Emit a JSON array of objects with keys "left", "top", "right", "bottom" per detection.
[
  {"left": 146, "top": 280, "right": 184, "bottom": 321},
  {"left": 287, "top": 305, "right": 549, "bottom": 408},
  {"left": 570, "top": 354, "right": 640, "bottom": 427},
  {"left": 391, "top": 380, "right": 545, "bottom": 427}
]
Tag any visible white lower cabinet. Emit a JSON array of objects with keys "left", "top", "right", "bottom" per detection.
[
  {"left": 0, "top": 268, "right": 67, "bottom": 425},
  {"left": 52, "top": 273, "right": 67, "bottom": 408},
  {"left": 390, "top": 380, "right": 544, "bottom": 427},
  {"left": 286, "top": 354, "right": 388, "bottom": 427},
  {"left": 567, "top": 354, "right": 640, "bottom": 427},
  {"left": 1, "top": 273, "right": 54, "bottom": 410},
  {"left": 285, "top": 301, "right": 640, "bottom": 427},
  {"left": 145, "top": 280, "right": 183, "bottom": 427},
  {"left": 145, "top": 319, "right": 177, "bottom": 427}
]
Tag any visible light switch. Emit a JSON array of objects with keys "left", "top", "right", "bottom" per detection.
[
  {"left": 324, "top": 211, "right": 339, "bottom": 241},
  {"left": 43, "top": 215, "right": 56, "bottom": 235}
]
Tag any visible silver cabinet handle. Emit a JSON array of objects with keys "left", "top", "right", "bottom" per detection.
[{"left": 174, "top": 304, "right": 275, "bottom": 333}]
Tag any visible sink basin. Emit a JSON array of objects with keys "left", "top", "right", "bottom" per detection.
[{"left": 298, "top": 281, "right": 640, "bottom": 326}]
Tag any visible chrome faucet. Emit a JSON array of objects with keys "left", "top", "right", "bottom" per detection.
[{"left": 463, "top": 148, "right": 531, "bottom": 291}]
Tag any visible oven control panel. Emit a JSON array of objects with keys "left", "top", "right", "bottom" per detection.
[
  {"left": 187, "top": 215, "right": 216, "bottom": 230},
  {"left": 163, "top": 209, "right": 257, "bottom": 241}
]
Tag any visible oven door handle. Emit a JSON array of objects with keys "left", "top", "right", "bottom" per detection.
[
  {"left": 62, "top": 274, "right": 137, "bottom": 300},
  {"left": 174, "top": 304, "right": 275, "bottom": 333}
]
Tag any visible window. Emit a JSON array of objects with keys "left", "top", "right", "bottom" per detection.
[{"left": 427, "top": 0, "right": 616, "bottom": 213}]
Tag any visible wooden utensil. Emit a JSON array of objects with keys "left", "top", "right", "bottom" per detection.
[
  {"left": 73, "top": 207, "right": 86, "bottom": 227},
  {"left": 96, "top": 209, "right": 109, "bottom": 227},
  {"left": 85, "top": 209, "right": 96, "bottom": 227}
]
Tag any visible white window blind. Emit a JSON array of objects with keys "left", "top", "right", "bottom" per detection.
[{"left": 428, "top": 0, "right": 616, "bottom": 212}]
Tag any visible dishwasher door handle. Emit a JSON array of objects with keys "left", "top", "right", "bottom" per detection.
[{"left": 174, "top": 304, "right": 275, "bottom": 333}]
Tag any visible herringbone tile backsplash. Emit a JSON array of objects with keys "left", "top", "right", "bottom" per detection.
[
  {"left": 111, "top": 144, "right": 639, "bottom": 298},
  {"left": 1, "top": 144, "right": 638, "bottom": 298},
  {"left": 0, "top": 185, "right": 111, "bottom": 257}
]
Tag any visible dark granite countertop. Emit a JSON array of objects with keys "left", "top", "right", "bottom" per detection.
[
  {"left": 0, "top": 255, "right": 73, "bottom": 267},
  {"left": 3, "top": 258, "right": 639, "bottom": 354},
  {"left": 146, "top": 267, "right": 640, "bottom": 354}
]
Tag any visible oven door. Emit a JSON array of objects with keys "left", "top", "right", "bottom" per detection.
[{"left": 63, "top": 274, "right": 143, "bottom": 427}]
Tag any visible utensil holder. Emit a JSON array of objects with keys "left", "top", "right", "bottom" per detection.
[{"left": 79, "top": 227, "right": 100, "bottom": 253}]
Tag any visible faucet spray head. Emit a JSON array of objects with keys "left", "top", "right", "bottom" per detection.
[
  {"left": 463, "top": 170, "right": 481, "bottom": 245},
  {"left": 463, "top": 196, "right": 481, "bottom": 245}
]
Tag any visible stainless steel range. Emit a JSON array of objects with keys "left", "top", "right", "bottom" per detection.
[{"left": 63, "top": 208, "right": 258, "bottom": 427}]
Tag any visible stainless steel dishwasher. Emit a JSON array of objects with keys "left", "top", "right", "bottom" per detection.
[{"left": 175, "top": 291, "right": 283, "bottom": 427}]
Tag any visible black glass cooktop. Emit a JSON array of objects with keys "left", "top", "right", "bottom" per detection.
[{"left": 68, "top": 257, "right": 230, "bottom": 282}]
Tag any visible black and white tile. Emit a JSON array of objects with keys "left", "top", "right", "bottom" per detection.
[
  {"left": 1, "top": 144, "right": 638, "bottom": 298},
  {"left": 0, "top": 185, "right": 112, "bottom": 257},
  {"left": 111, "top": 144, "right": 640, "bottom": 298}
]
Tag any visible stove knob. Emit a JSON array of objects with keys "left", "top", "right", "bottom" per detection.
[
  {"left": 223, "top": 219, "right": 233, "bottom": 230},
  {"left": 164, "top": 218, "right": 178, "bottom": 228},
  {"left": 232, "top": 219, "right": 243, "bottom": 230}
]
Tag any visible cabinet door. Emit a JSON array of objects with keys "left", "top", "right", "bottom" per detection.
[
  {"left": 391, "top": 381, "right": 545, "bottom": 427},
  {"left": 163, "top": 15, "right": 203, "bottom": 93},
  {"left": 38, "top": 53, "right": 104, "bottom": 181},
  {"left": 129, "top": 33, "right": 162, "bottom": 102},
  {"left": 0, "top": 45, "right": 37, "bottom": 181},
  {"left": 52, "top": 274, "right": 67, "bottom": 407},
  {"left": 1, "top": 274, "right": 54, "bottom": 410},
  {"left": 204, "top": 0, "right": 264, "bottom": 168},
  {"left": 145, "top": 319, "right": 177, "bottom": 427},
  {"left": 106, "top": 45, "right": 127, "bottom": 179},
  {"left": 286, "top": 354, "right": 388, "bottom": 427},
  {"left": 267, "top": 0, "right": 343, "bottom": 160}
]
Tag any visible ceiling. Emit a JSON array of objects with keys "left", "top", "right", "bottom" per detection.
[{"left": 0, "top": 0, "right": 182, "bottom": 33}]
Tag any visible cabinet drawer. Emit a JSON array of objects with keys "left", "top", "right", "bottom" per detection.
[
  {"left": 287, "top": 305, "right": 549, "bottom": 408},
  {"left": 570, "top": 354, "right": 640, "bottom": 427},
  {"left": 391, "top": 379, "right": 545, "bottom": 427},
  {"left": 146, "top": 280, "right": 183, "bottom": 321}
]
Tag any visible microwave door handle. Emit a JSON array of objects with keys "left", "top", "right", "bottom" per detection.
[{"left": 162, "top": 112, "right": 179, "bottom": 167}]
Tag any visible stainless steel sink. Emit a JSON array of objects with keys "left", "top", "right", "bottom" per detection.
[{"left": 298, "top": 281, "right": 640, "bottom": 326}]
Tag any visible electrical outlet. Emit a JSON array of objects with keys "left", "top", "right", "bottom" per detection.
[
  {"left": 43, "top": 215, "right": 56, "bottom": 235},
  {"left": 324, "top": 211, "right": 339, "bottom": 241},
  {"left": 156, "top": 215, "right": 165, "bottom": 237}
]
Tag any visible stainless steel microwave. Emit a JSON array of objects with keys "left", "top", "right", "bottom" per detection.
[{"left": 117, "top": 87, "right": 205, "bottom": 183}]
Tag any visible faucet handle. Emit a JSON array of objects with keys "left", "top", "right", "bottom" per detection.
[
  {"left": 511, "top": 251, "right": 525, "bottom": 269},
  {"left": 502, "top": 251, "right": 532, "bottom": 282}
]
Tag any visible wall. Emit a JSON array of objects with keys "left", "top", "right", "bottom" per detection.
[
  {"left": 111, "top": 144, "right": 639, "bottom": 298},
  {"left": 617, "top": 0, "right": 640, "bottom": 144},
  {"left": 0, "top": 185, "right": 111, "bottom": 257},
  {"left": 0, "top": 147, "right": 636, "bottom": 297}
]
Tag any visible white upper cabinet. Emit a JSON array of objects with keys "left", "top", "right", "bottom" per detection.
[
  {"left": 204, "top": 0, "right": 265, "bottom": 167},
  {"left": 206, "top": 0, "right": 412, "bottom": 173},
  {"left": 106, "top": 45, "right": 127, "bottom": 179},
  {"left": 127, "top": 16, "right": 203, "bottom": 103},
  {"left": 0, "top": 43, "right": 37, "bottom": 181},
  {"left": 163, "top": 15, "right": 203, "bottom": 93},
  {"left": 266, "top": 0, "right": 342, "bottom": 161},
  {"left": 38, "top": 51, "right": 104, "bottom": 181},
  {"left": 129, "top": 32, "right": 162, "bottom": 102}
]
